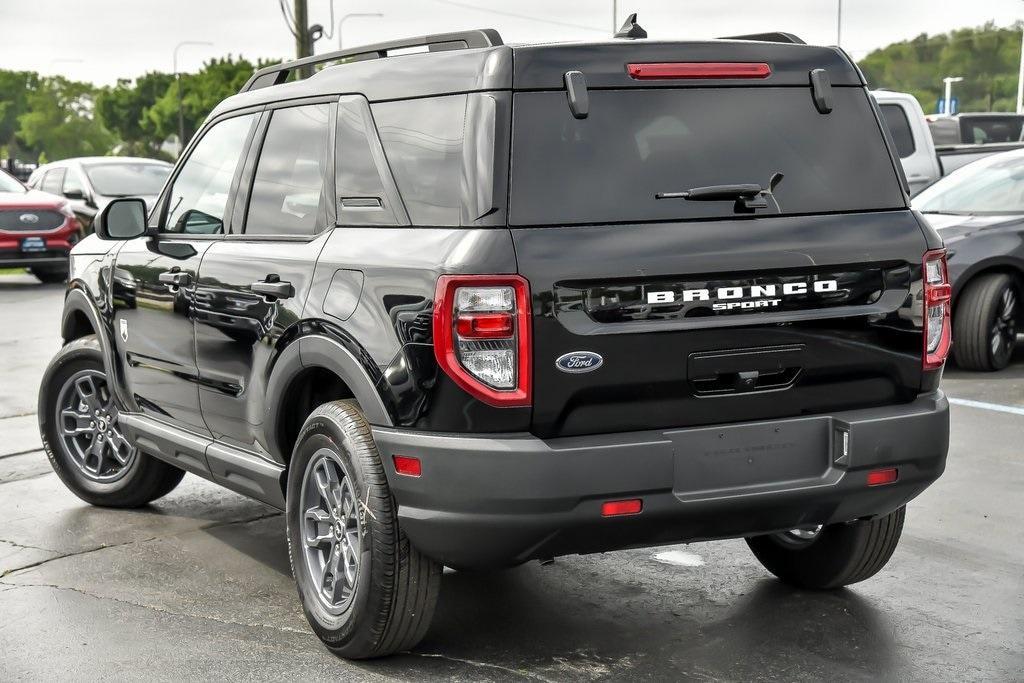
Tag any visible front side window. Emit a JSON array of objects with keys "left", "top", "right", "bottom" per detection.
[
  {"left": 245, "top": 104, "right": 330, "bottom": 236},
  {"left": 879, "top": 104, "right": 916, "bottom": 159},
  {"left": 41, "top": 168, "right": 65, "bottom": 195},
  {"left": 165, "top": 113, "right": 256, "bottom": 234}
]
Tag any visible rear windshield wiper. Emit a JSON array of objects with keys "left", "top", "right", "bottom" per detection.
[{"left": 656, "top": 172, "right": 784, "bottom": 213}]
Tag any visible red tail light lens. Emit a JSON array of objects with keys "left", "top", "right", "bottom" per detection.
[
  {"left": 627, "top": 62, "right": 771, "bottom": 80},
  {"left": 922, "top": 249, "right": 952, "bottom": 370},
  {"left": 433, "top": 275, "right": 531, "bottom": 407},
  {"left": 601, "top": 499, "right": 643, "bottom": 517}
]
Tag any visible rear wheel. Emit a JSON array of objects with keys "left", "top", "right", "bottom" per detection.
[
  {"left": 286, "top": 400, "right": 441, "bottom": 659},
  {"left": 746, "top": 506, "right": 905, "bottom": 589},
  {"left": 953, "top": 273, "right": 1018, "bottom": 371},
  {"left": 31, "top": 265, "right": 68, "bottom": 284},
  {"left": 38, "top": 336, "right": 185, "bottom": 507}
]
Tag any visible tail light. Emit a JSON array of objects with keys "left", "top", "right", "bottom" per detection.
[
  {"left": 923, "top": 249, "right": 952, "bottom": 370},
  {"left": 433, "top": 275, "right": 531, "bottom": 407},
  {"left": 627, "top": 62, "right": 772, "bottom": 80}
]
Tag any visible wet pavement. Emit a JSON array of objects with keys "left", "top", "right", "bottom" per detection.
[{"left": 1, "top": 273, "right": 1022, "bottom": 681}]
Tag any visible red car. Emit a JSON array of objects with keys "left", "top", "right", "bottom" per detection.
[{"left": 0, "top": 168, "right": 82, "bottom": 283}]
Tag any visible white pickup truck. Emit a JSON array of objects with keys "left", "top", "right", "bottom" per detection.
[{"left": 872, "top": 90, "right": 1024, "bottom": 194}]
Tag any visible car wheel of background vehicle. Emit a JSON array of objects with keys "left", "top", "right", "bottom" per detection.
[
  {"left": 286, "top": 400, "right": 441, "bottom": 659},
  {"left": 953, "top": 273, "right": 1018, "bottom": 371},
  {"left": 38, "top": 335, "right": 185, "bottom": 507},
  {"left": 745, "top": 506, "right": 905, "bottom": 589},
  {"left": 30, "top": 265, "right": 68, "bottom": 284}
]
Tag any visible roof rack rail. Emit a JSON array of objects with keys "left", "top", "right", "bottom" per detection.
[
  {"left": 239, "top": 28, "right": 503, "bottom": 93},
  {"left": 718, "top": 32, "right": 805, "bottom": 45}
]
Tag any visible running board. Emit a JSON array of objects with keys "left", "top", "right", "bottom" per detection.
[{"left": 119, "top": 413, "right": 286, "bottom": 510}]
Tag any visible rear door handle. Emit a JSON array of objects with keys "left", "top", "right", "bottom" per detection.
[
  {"left": 251, "top": 276, "right": 294, "bottom": 299},
  {"left": 158, "top": 270, "right": 191, "bottom": 287}
]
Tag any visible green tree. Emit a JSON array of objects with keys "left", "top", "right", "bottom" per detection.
[
  {"left": 0, "top": 70, "right": 40, "bottom": 159},
  {"left": 95, "top": 72, "right": 175, "bottom": 159},
  {"left": 17, "top": 76, "right": 115, "bottom": 161},
  {"left": 145, "top": 56, "right": 273, "bottom": 151},
  {"left": 860, "top": 22, "right": 1024, "bottom": 114}
]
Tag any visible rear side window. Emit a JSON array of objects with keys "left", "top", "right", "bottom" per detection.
[
  {"left": 41, "top": 168, "right": 65, "bottom": 195},
  {"left": 510, "top": 88, "right": 907, "bottom": 225},
  {"left": 879, "top": 104, "right": 916, "bottom": 158},
  {"left": 246, "top": 103, "right": 330, "bottom": 236}
]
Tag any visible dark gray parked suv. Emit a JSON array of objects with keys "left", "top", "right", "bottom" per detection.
[{"left": 38, "top": 22, "right": 950, "bottom": 658}]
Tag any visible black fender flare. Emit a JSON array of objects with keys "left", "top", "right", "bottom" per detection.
[
  {"left": 61, "top": 286, "right": 136, "bottom": 411},
  {"left": 264, "top": 333, "right": 394, "bottom": 461}
]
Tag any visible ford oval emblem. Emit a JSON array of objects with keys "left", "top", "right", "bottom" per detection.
[
  {"left": 19, "top": 213, "right": 39, "bottom": 224},
  {"left": 555, "top": 351, "right": 603, "bottom": 374}
]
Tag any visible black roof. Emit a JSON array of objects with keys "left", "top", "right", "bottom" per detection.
[{"left": 208, "top": 30, "right": 862, "bottom": 119}]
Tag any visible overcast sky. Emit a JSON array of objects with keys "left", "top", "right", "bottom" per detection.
[{"left": 1, "top": 0, "right": 1022, "bottom": 86}]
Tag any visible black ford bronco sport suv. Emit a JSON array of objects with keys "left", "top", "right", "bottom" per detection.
[{"left": 38, "top": 22, "right": 951, "bottom": 659}]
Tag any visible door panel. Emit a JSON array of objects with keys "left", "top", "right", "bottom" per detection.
[
  {"left": 112, "top": 237, "right": 212, "bottom": 432},
  {"left": 194, "top": 237, "right": 324, "bottom": 456}
]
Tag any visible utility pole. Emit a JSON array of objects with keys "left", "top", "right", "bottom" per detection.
[
  {"left": 173, "top": 41, "right": 213, "bottom": 157},
  {"left": 295, "top": 0, "right": 313, "bottom": 77}
]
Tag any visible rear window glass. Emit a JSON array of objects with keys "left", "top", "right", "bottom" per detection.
[
  {"left": 510, "top": 88, "right": 906, "bottom": 225},
  {"left": 960, "top": 116, "right": 1024, "bottom": 144},
  {"left": 879, "top": 104, "right": 916, "bottom": 158}
]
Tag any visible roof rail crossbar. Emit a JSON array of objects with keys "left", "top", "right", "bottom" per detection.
[
  {"left": 718, "top": 32, "right": 806, "bottom": 45},
  {"left": 240, "top": 28, "right": 503, "bottom": 93}
]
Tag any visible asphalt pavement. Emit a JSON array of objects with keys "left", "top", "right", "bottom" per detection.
[{"left": 0, "top": 272, "right": 1022, "bottom": 682}]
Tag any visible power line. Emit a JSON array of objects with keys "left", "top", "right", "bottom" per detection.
[
  {"left": 278, "top": 0, "right": 299, "bottom": 39},
  {"left": 427, "top": 0, "right": 607, "bottom": 35}
]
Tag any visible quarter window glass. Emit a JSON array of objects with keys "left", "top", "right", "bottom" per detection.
[
  {"left": 336, "top": 96, "right": 401, "bottom": 226},
  {"left": 245, "top": 104, "right": 330, "bottom": 236},
  {"left": 373, "top": 95, "right": 467, "bottom": 226},
  {"left": 879, "top": 104, "right": 916, "bottom": 159},
  {"left": 165, "top": 113, "right": 255, "bottom": 234},
  {"left": 41, "top": 169, "right": 65, "bottom": 195}
]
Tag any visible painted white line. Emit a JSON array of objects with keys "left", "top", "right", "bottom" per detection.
[
  {"left": 948, "top": 397, "right": 1024, "bottom": 417},
  {"left": 652, "top": 550, "right": 705, "bottom": 567}
]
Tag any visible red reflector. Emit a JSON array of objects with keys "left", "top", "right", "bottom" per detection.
[
  {"left": 627, "top": 62, "right": 772, "bottom": 80},
  {"left": 866, "top": 468, "right": 898, "bottom": 486},
  {"left": 392, "top": 455, "right": 422, "bottom": 477},
  {"left": 456, "top": 312, "right": 514, "bottom": 339},
  {"left": 601, "top": 499, "right": 643, "bottom": 517}
]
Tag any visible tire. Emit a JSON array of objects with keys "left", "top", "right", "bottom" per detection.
[
  {"left": 953, "top": 273, "right": 1019, "bottom": 371},
  {"left": 746, "top": 506, "right": 905, "bottom": 590},
  {"left": 286, "top": 400, "right": 441, "bottom": 659},
  {"left": 38, "top": 335, "right": 185, "bottom": 507},
  {"left": 30, "top": 265, "right": 68, "bottom": 284}
]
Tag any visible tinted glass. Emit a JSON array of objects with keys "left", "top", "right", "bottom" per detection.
[
  {"left": 84, "top": 163, "right": 170, "bottom": 196},
  {"left": 914, "top": 152, "right": 1024, "bottom": 214},
  {"left": 960, "top": 116, "right": 1024, "bottom": 144},
  {"left": 880, "top": 104, "right": 916, "bottom": 158},
  {"left": 336, "top": 96, "right": 401, "bottom": 226},
  {"left": 41, "top": 168, "right": 65, "bottom": 195},
  {"left": 0, "top": 170, "right": 25, "bottom": 193},
  {"left": 245, "top": 104, "right": 330, "bottom": 235},
  {"left": 62, "top": 166, "right": 87, "bottom": 196},
  {"left": 166, "top": 114, "right": 255, "bottom": 234},
  {"left": 510, "top": 88, "right": 906, "bottom": 225},
  {"left": 373, "top": 94, "right": 466, "bottom": 226}
]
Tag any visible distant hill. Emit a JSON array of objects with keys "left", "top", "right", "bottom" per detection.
[{"left": 859, "top": 21, "right": 1023, "bottom": 114}]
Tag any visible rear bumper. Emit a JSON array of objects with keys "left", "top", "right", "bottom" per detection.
[{"left": 373, "top": 392, "right": 949, "bottom": 569}]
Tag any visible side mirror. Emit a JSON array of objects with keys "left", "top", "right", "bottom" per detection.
[{"left": 94, "top": 198, "right": 149, "bottom": 241}]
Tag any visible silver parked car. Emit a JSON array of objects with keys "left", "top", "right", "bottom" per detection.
[{"left": 27, "top": 157, "right": 171, "bottom": 231}]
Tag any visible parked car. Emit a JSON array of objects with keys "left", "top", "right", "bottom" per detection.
[
  {"left": 27, "top": 157, "right": 171, "bottom": 231},
  {"left": 914, "top": 149, "right": 1024, "bottom": 371},
  {"left": 0, "top": 168, "right": 82, "bottom": 282},
  {"left": 38, "top": 24, "right": 950, "bottom": 659},
  {"left": 872, "top": 92, "right": 1024, "bottom": 191}
]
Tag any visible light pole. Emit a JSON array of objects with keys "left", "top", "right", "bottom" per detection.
[
  {"left": 612, "top": 0, "right": 618, "bottom": 34},
  {"left": 173, "top": 41, "right": 214, "bottom": 157},
  {"left": 1017, "top": 25, "right": 1024, "bottom": 113},
  {"left": 338, "top": 13, "right": 383, "bottom": 49},
  {"left": 836, "top": 0, "right": 842, "bottom": 46},
  {"left": 943, "top": 76, "right": 964, "bottom": 116}
]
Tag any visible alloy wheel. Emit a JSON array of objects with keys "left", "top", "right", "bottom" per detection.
[
  {"left": 300, "top": 448, "right": 362, "bottom": 614},
  {"left": 990, "top": 286, "right": 1017, "bottom": 362},
  {"left": 54, "top": 368, "right": 136, "bottom": 482}
]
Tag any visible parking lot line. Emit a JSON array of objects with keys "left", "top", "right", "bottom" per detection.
[{"left": 948, "top": 397, "right": 1024, "bottom": 417}]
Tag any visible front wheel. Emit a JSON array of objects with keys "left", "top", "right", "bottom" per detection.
[
  {"left": 286, "top": 400, "right": 441, "bottom": 659},
  {"left": 38, "top": 336, "right": 185, "bottom": 507},
  {"left": 746, "top": 506, "right": 905, "bottom": 589}
]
